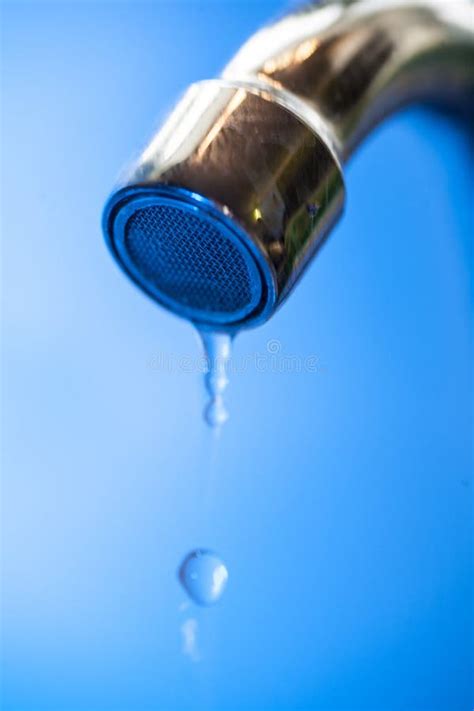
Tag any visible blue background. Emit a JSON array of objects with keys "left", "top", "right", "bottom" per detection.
[{"left": 1, "top": 2, "right": 472, "bottom": 710}]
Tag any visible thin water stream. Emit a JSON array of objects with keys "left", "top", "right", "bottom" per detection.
[{"left": 197, "top": 329, "right": 234, "bottom": 428}]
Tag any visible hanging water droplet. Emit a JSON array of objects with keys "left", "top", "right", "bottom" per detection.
[
  {"left": 178, "top": 549, "right": 229, "bottom": 606},
  {"left": 197, "top": 329, "right": 234, "bottom": 428},
  {"left": 204, "top": 396, "right": 229, "bottom": 427}
]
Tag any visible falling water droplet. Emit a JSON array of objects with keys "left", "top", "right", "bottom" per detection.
[
  {"left": 197, "top": 329, "right": 233, "bottom": 428},
  {"left": 178, "top": 549, "right": 229, "bottom": 606}
]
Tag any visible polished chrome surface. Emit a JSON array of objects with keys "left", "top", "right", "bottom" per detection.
[
  {"left": 104, "top": 0, "right": 474, "bottom": 328},
  {"left": 107, "top": 82, "right": 345, "bottom": 325},
  {"left": 225, "top": 0, "right": 474, "bottom": 159}
]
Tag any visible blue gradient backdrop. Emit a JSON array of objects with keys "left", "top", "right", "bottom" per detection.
[{"left": 1, "top": 2, "right": 472, "bottom": 710}]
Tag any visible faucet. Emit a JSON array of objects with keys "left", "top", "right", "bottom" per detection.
[{"left": 103, "top": 0, "right": 473, "bottom": 332}]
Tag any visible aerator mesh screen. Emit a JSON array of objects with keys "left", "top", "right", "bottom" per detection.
[{"left": 124, "top": 204, "right": 257, "bottom": 317}]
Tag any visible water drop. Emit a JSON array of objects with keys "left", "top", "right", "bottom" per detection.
[
  {"left": 204, "top": 396, "right": 229, "bottom": 427},
  {"left": 197, "top": 329, "right": 233, "bottom": 428},
  {"left": 178, "top": 549, "right": 228, "bottom": 606}
]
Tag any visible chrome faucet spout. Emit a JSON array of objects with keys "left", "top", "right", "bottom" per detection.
[{"left": 103, "top": 0, "right": 474, "bottom": 330}]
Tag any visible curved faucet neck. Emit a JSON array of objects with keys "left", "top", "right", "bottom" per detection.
[{"left": 223, "top": 0, "right": 474, "bottom": 161}]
